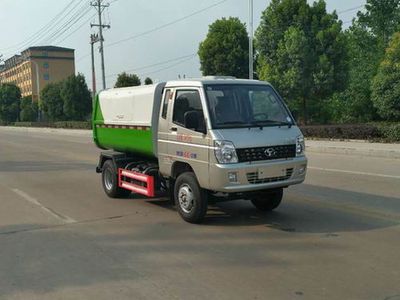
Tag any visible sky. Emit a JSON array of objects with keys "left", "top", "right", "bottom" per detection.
[{"left": 0, "top": 0, "right": 366, "bottom": 90}]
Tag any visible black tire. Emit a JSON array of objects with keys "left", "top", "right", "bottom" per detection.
[
  {"left": 251, "top": 188, "right": 283, "bottom": 211},
  {"left": 174, "top": 172, "right": 208, "bottom": 224},
  {"left": 102, "top": 160, "right": 131, "bottom": 198}
]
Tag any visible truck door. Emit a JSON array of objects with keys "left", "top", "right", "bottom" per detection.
[
  {"left": 158, "top": 88, "right": 174, "bottom": 176},
  {"left": 167, "top": 88, "right": 210, "bottom": 188}
]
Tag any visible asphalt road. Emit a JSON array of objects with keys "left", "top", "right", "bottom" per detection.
[{"left": 0, "top": 127, "right": 399, "bottom": 300}]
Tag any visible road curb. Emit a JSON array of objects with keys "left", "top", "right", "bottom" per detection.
[{"left": 306, "top": 140, "right": 400, "bottom": 159}]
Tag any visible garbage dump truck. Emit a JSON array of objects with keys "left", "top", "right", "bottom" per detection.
[{"left": 93, "top": 77, "right": 307, "bottom": 223}]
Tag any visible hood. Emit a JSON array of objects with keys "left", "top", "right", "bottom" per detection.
[{"left": 212, "top": 126, "right": 302, "bottom": 149}]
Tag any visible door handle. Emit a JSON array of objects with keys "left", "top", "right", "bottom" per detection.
[{"left": 170, "top": 127, "right": 177, "bottom": 132}]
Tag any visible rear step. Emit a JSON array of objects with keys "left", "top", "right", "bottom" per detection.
[{"left": 118, "top": 168, "right": 155, "bottom": 197}]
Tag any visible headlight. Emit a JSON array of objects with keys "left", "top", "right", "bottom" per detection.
[
  {"left": 296, "top": 135, "right": 305, "bottom": 156},
  {"left": 214, "top": 140, "right": 238, "bottom": 164}
]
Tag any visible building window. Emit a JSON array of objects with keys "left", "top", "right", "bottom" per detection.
[
  {"left": 43, "top": 62, "right": 49, "bottom": 69},
  {"left": 42, "top": 51, "right": 48, "bottom": 57},
  {"left": 44, "top": 73, "right": 50, "bottom": 80}
]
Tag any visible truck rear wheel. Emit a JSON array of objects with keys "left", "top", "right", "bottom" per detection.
[
  {"left": 174, "top": 172, "right": 208, "bottom": 224},
  {"left": 102, "top": 160, "right": 131, "bottom": 198},
  {"left": 251, "top": 188, "right": 283, "bottom": 211}
]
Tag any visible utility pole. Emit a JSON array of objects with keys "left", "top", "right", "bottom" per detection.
[
  {"left": 248, "top": 0, "right": 254, "bottom": 80},
  {"left": 30, "top": 60, "right": 41, "bottom": 121},
  {"left": 90, "top": 34, "right": 100, "bottom": 98},
  {"left": 0, "top": 55, "right": 4, "bottom": 85},
  {"left": 91, "top": 0, "right": 110, "bottom": 90}
]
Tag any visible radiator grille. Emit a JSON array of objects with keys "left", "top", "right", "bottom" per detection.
[
  {"left": 237, "top": 144, "right": 296, "bottom": 162},
  {"left": 247, "top": 168, "right": 294, "bottom": 184}
]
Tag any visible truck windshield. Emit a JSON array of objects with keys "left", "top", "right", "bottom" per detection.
[{"left": 204, "top": 84, "right": 293, "bottom": 129}]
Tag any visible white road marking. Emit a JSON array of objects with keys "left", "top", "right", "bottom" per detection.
[
  {"left": 308, "top": 166, "right": 400, "bottom": 179},
  {"left": 11, "top": 188, "right": 76, "bottom": 223}
]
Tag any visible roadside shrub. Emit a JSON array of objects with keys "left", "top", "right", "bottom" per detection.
[
  {"left": 13, "top": 122, "right": 50, "bottom": 127},
  {"left": 300, "top": 123, "right": 400, "bottom": 142},
  {"left": 300, "top": 124, "right": 381, "bottom": 140},
  {"left": 377, "top": 123, "right": 400, "bottom": 142},
  {"left": 53, "top": 121, "right": 92, "bottom": 129},
  {"left": 19, "top": 97, "right": 38, "bottom": 122},
  {"left": 12, "top": 121, "right": 91, "bottom": 129}
]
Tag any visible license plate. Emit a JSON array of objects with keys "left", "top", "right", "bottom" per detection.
[{"left": 258, "top": 168, "right": 286, "bottom": 179}]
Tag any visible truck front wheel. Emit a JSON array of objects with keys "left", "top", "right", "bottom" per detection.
[
  {"left": 251, "top": 188, "right": 283, "bottom": 211},
  {"left": 174, "top": 172, "right": 208, "bottom": 224},
  {"left": 102, "top": 160, "right": 131, "bottom": 198}
]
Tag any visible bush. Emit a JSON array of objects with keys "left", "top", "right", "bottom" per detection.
[
  {"left": 0, "top": 83, "right": 21, "bottom": 123},
  {"left": 53, "top": 121, "right": 92, "bottom": 129},
  {"left": 12, "top": 121, "right": 91, "bottom": 129},
  {"left": 13, "top": 122, "right": 50, "bottom": 127},
  {"left": 41, "top": 82, "right": 64, "bottom": 121},
  {"left": 20, "top": 97, "right": 38, "bottom": 122},
  {"left": 377, "top": 123, "right": 400, "bottom": 142},
  {"left": 300, "top": 124, "right": 380, "bottom": 140},
  {"left": 300, "top": 123, "right": 400, "bottom": 142}
]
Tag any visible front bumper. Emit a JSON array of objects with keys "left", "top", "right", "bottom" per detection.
[{"left": 208, "top": 156, "right": 307, "bottom": 193}]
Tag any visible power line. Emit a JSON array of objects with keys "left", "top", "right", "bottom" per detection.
[
  {"left": 337, "top": 5, "right": 364, "bottom": 14},
  {"left": 102, "top": 54, "right": 196, "bottom": 87},
  {"left": 6, "top": 0, "right": 84, "bottom": 55},
  {"left": 0, "top": 0, "right": 78, "bottom": 52},
  {"left": 35, "top": 0, "right": 87, "bottom": 45},
  {"left": 55, "top": 12, "right": 98, "bottom": 45},
  {"left": 139, "top": 55, "right": 196, "bottom": 77},
  {"left": 76, "top": 0, "right": 229, "bottom": 62},
  {"left": 1, "top": 0, "right": 92, "bottom": 58},
  {"left": 105, "top": 53, "right": 197, "bottom": 78},
  {"left": 43, "top": 4, "right": 93, "bottom": 45},
  {"left": 107, "top": 0, "right": 228, "bottom": 48},
  {"left": 42, "top": 6, "right": 92, "bottom": 45}
]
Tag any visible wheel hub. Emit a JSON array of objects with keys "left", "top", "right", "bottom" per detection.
[
  {"left": 178, "top": 184, "right": 194, "bottom": 213},
  {"left": 104, "top": 168, "right": 113, "bottom": 191}
]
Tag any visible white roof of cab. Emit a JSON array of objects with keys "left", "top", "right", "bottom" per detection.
[{"left": 165, "top": 76, "right": 271, "bottom": 88}]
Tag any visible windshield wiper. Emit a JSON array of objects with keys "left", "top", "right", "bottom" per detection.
[
  {"left": 250, "top": 120, "right": 293, "bottom": 129},
  {"left": 218, "top": 121, "right": 247, "bottom": 125}
]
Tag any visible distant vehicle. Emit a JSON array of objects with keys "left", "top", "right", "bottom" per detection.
[{"left": 93, "top": 77, "right": 307, "bottom": 223}]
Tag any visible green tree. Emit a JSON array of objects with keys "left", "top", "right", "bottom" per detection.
[
  {"left": 333, "top": 0, "right": 400, "bottom": 123},
  {"left": 198, "top": 17, "right": 249, "bottom": 78},
  {"left": 19, "top": 96, "right": 38, "bottom": 122},
  {"left": 61, "top": 74, "right": 92, "bottom": 121},
  {"left": 0, "top": 83, "right": 21, "bottom": 123},
  {"left": 255, "top": 0, "right": 347, "bottom": 124},
  {"left": 358, "top": 0, "right": 400, "bottom": 48},
  {"left": 41, "top": 82, "right": 64, "bottom": 121},
  {"left": 330, "top": 23, "right": 380, "bottom": 123},
  {"left": 372, "top": 32, "right": 400, "bottom": 121},
  {"left": 258, "top": 26, "right": 310, "bottom": 119},
  {"left": 144, "top": 77, "right": 153, "bottom": 85},
  {"left": 115, "top": 72, "right": 141, "bottom": 88}
]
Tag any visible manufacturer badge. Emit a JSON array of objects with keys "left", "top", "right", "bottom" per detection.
[{"left": 264, "top": 148, "right": 276, "bottom": 157}]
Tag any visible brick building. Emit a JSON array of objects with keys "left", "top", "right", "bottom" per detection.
[{"left": 0, "top": 46, "right": 75, "bottom": 100}]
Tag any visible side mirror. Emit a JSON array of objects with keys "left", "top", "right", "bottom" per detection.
[{"left": 184, "top": 111, "right": 206, "bottom": 134}]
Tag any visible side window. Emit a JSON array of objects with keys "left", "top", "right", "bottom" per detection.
[
  {"left": 173, "top": 90, "right": 205, "bottom": 132},
  {"left": 161, "top": 89, "right": 171, "bottom": 119}
]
